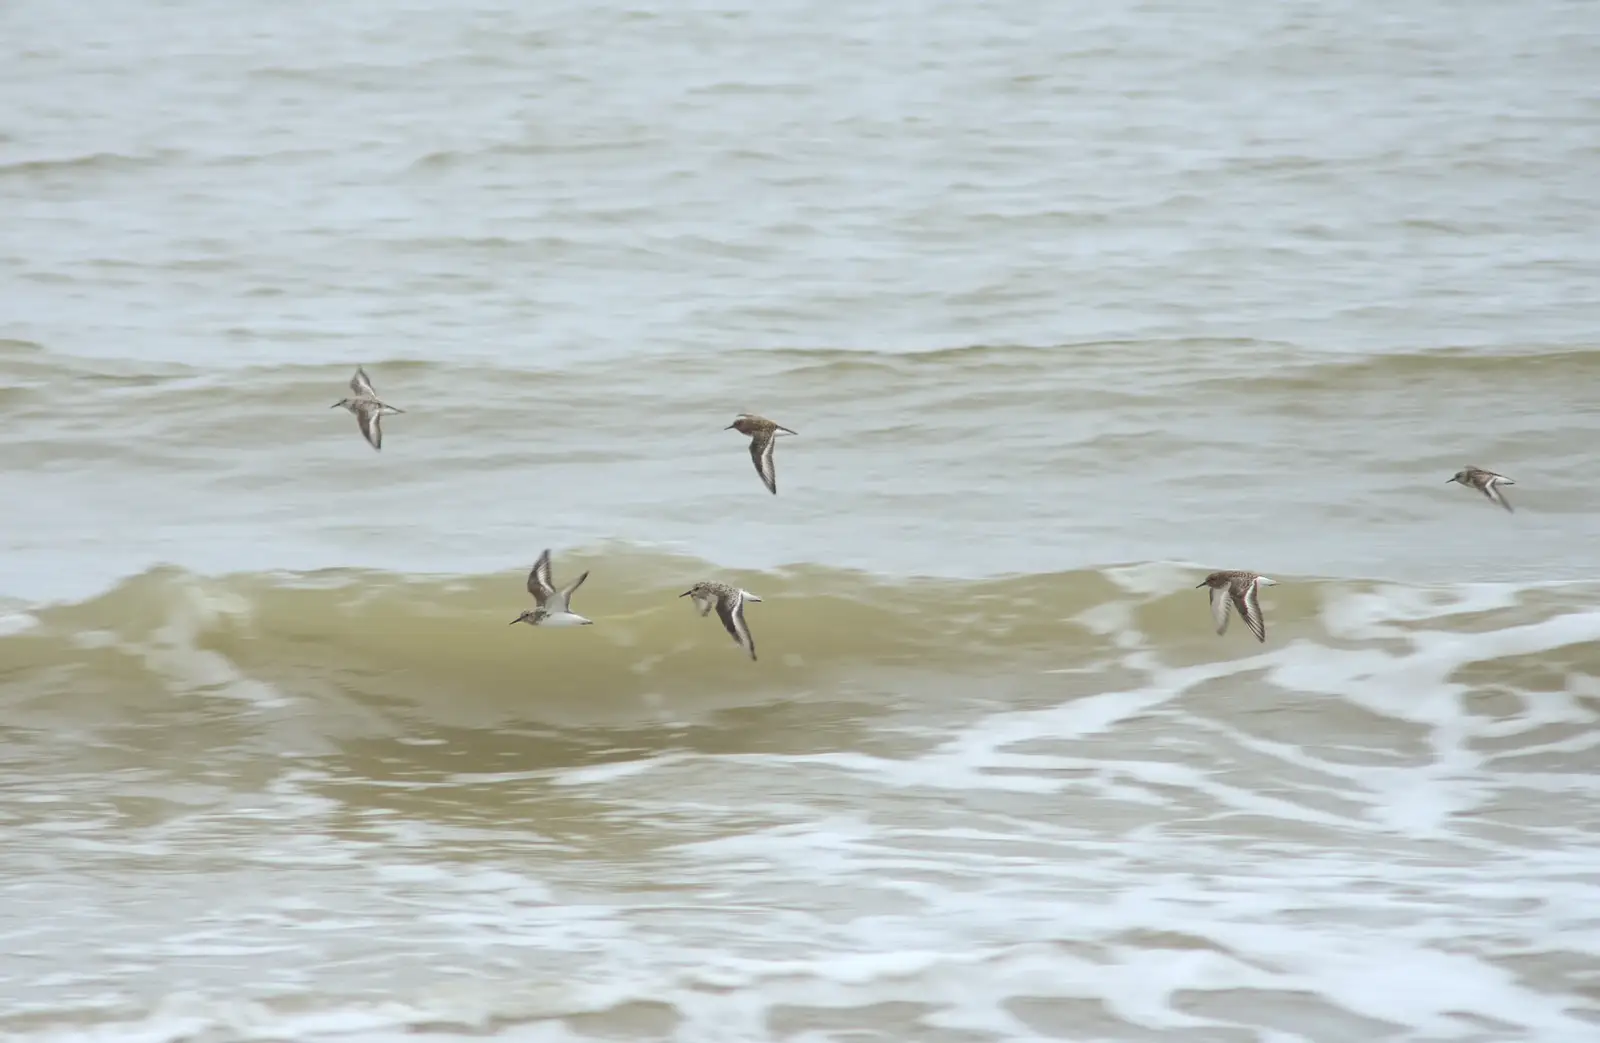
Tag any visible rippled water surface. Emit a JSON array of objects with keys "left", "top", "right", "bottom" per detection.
[{"left": 3, "top": 0, "right": 1599, "bottom": 1040}]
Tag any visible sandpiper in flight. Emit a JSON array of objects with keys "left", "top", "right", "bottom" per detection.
[
  {"left": 725, "top": 414, "right": 798, "bottom": 495},
  {"left": 1197, "top": 570, "right": 1276, "bottom": 643},
  {"left": 680, "top": 580, "right": 762, "bottom": 660},
  {"left": 510, "top": 548, "right": 594, "bottom": 627},
  {"left": 331, "top": 367, "right": 405, "bottom": 451},
  {"left": 1447, "top": 467, "right": 1515, "bottom": 513}
]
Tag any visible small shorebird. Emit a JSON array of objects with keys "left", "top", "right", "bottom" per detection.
[
  {"left": 1447, "top": 467, "right": 1515, "bottom": 513},
  {"left": 1196, "top": 570, "right": 1276, "bottom": 643},
  {"left": 680, "top": 580, "right": 762, "bottom": 660},
  {"left": 510, "top": 548, "right": 593, "bottom": 627},
  {"left": 726, "top": 414, "right": 797, "bottom": 495},
  {"left": 331, "top": 367, "right": 405, "bottom": 451}
]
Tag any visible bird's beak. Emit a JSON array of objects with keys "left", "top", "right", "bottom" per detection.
[
  {"left": 724, "top": 424, "right": 736, "bottom": 430},
  {"left": 1445, "top": 477, "right": 1455, "bottom": 483},
  {"left": 330, "top": 402, "right": 342, "bottom": 408},
  {"left": 508, "top": 617, "right": 520, "bottom": 625},
  {"left": 1195, "top": 581, "right": 1207, "bottom": 588},
  {"left": 678, "top": 590, "right": 692, "bottom": 597}
]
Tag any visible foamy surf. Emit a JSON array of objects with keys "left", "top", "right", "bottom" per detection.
[{"left": 8, "top": 557, "right": 1595, "bottom": 1040}]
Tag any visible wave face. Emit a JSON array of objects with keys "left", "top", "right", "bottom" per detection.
[
  {"left": 12, "top": 553, "right": 1596, "bottom": 728},
  {"left": 11, "top": 547, "right": 1600, "bottom": 712}
]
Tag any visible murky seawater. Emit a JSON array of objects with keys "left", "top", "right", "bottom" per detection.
[{"left": 2, "top": 0, "right": 1599, "bottom": 1039}]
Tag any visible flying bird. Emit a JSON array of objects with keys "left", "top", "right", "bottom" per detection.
[
  {"left": 1447, "top": 467, "right": 1515, "bottom": 513},
  {"left": 680, "top": 580, "right": 762, "bottom": 660},
  {"left": 1196, "top": 570, "right": 1276, "bottom": 643},
  {"left": 331, "top": 367, "right": 405, "bottom": 451},
  {"left": 509, "top": 548, "right": 594, "bottom": 627},
  {"left": 725, "top": 413, "right": 798, "bottom": 495}
]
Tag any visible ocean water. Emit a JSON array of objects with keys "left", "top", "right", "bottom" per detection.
[{"left": 2, "top": 0, "right": 1599, "bottom": 1040}]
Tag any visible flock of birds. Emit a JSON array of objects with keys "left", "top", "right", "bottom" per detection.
[{"left": 333, "top": 367, "right": 1519, "bottom": 659}]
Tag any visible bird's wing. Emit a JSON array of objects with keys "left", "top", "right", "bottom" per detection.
[
  {"left": 749, "top": 434, "right": 778, "bottom": 495},
  {"left": 1209, "top": 585, "right": 1232, "bottom": 635},
  {"left": 552, "top": 569, "right": 589, "bottom": 612},
  {"left": 1236, "top": 583, "right": 1266, "bottom": 643},
  {"left": 527, "top": 549, "right": 555, "bottom": 602},
  {"left": 716, "top": 591, "right": 757, "bottom": 660},
  {"left": 356, "top": 406, "right": 382, "bottom": 451}
]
